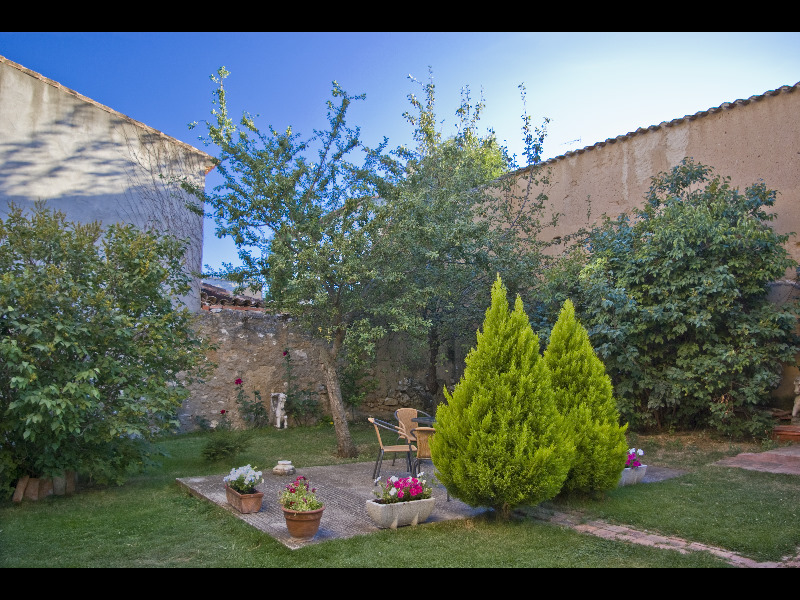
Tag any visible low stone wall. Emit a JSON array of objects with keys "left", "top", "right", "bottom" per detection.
[{"left": 179, "top": 308, "right": 453, "bottom": 432}]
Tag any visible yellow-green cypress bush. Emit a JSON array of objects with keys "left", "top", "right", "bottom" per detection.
[
  {"left": 430, "top": 276, "right": 574, "bottom": 518},
  {"left": 543, "top": 299, "right": 628, "bottom": 493}
]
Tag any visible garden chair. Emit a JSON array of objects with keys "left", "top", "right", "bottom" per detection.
[
  {"left": 411, "top": 426, "right": 449, "bottom": 501},
  {"left": 394, "top": 407, "right": 432, "bottom": 443},
  {"left": 368, "top": 417, "right": 416, "bottom": 483}
]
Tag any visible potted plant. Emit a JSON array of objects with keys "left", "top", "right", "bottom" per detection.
[
  {"left": 278, "top": 475, "right": 325, "bottom": 540},
  {"left": 619, "top": 448, "right": 647, "bottom": 486},
  {"left": 223, "top": 464, "right": 264, "bottom": 513},
  {"left": 366, "top": 474, "right": 435, "bottom": 529}
]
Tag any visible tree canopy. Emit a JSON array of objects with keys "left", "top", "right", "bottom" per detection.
[
  {"left": 533, "top": 159, "right": 799, "bottom": 437},
  {"left": 0, "top": 203, "right": 211, "bottom": 496},
  {"left": 187, "top": 68, "right": 426, "bottom": 456}
]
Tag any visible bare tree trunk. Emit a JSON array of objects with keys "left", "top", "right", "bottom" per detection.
[
  {"left": 427, "top": 326, "right": 440, "bottom": 397},
  {"left": 320, "top": 343, "right": 358, "bottom": 458}
]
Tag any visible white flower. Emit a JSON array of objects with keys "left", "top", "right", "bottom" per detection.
[
  {"left": 629, "top": 448, "right": 635, "bottom": 454},
  {"left": 389, "top": 488, "right": 397, "bottom": 496},
  {"left": 389, "top": 475, "right": 398, "bottom": 483},
  {"left": 374, "top": 476, "right": 382, "bottom": 484},
  {"left": 637, "top": 449, "right": 644, "bottom": 456}
]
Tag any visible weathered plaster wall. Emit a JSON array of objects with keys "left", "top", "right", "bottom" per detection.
[
  {"left": 510, "top": 82, "right": 800, "bottom": 397},
  {"left": 0, "top": 55, "right": 214, "bottom": 311},
  {"left": 516, "top": 83, "right": 800, "bottom": 270}
]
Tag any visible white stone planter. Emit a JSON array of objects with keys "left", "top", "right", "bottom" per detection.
[
  {"left": 618, "top": 465, "right": 647, "bottom": 486},
  {"left": 365, "top": 498, "right": 435, "bottom": 529}
]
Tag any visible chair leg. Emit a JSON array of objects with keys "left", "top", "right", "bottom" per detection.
[{"left": 373, "top": 449, "right": 385, "bottom": 482}]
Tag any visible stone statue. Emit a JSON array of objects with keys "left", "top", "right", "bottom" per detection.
[{"left": 271, "top": 392, "right": 288, "bottom": 429}]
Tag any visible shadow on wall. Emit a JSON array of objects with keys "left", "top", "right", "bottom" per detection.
[{"left": 0, "top": 105, "right": 207, "bottom": 311}]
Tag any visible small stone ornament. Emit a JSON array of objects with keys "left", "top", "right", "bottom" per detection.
[{"left": 273, "top": 460, "right": 296, "bottom": 476}]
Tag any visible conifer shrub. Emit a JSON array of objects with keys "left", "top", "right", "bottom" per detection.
[
  {"left": 430, "top": 276, "right": 575, "bottom": 518},
  {"left": 543, "top": 299, "right": 628, "bottom": 494}
]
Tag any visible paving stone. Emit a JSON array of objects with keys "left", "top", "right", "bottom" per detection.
[{"left": 177, "top": 461, "right": 486, "bottom": 550}]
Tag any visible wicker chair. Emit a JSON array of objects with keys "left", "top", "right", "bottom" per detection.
[
  {"left": 411, "top": 426, "right": 449, "bottom": 501},
  {"left": 410, "top": 427, "right": 435, "bottom": 477},
  {"left": 394, "top": 408, "right": 432, "bottom": 443},
  {"left": 368, "top": 417, "right": 416, "bottom": 483}
]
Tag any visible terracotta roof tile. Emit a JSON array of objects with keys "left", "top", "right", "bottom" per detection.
[{"left": 520, "top": 81, "right": 800, "bottom": 172}]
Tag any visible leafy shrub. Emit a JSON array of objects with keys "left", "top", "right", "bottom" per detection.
[
  {"left": 282, "top": 349, "right": 322, "bottom": 425},
  {"left": 235, "top": 378, "right": 269, "bottom": 428},
  {"left": 285, "top": 391, "right": 322, "bottom": 426},
  {"left": 430, "top": 276, "right": 574, "bottom": 518},
  {"left": 0, "top": 203, "right": 211, "bottom": 495},
  {"left": 535, "top": 160, "right": 799, "bottom": 437},
  {"left": 201, "top": 431, "right": 253, "bottom": 463}
]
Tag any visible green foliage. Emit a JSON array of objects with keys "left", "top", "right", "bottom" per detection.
[
  {"left": 431, "top": 276, "right": 575, "bottom": 518},
  {"left": 373, "top": 70, "right": 557, "bottom": 399},
  {"left": 186, "top": 67, "right": 425, "bottom": 457},
  {"left": 282, "top": 349, "right": 322, "bottom": 426},
  {"left": 285, "top": 391, "right": 322, "bottom": 426},
  {"left": 339, "top": 359, "right": 376, "bottom": 417},
  {"left": 235, "top": 378, "right": 269, "bottom": 429},
  {"left": 0, "top": 203, "right": 211, "bottom": 494},
  {"left": 534, "top": 160, "right": 799, "bottom": 437},
  {"left": 201, "top": 431, "right": 253, "bottom": 463},
  {"left": 543, "top": 299, "right": 628, "bottom": 493}
]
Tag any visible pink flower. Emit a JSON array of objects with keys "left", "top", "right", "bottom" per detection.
[
  {"left": 235, "top": 378, "right": 243, "bottom": 386},
  {"left": 220, "top": 409, "right": 226, "bottom": 415}
]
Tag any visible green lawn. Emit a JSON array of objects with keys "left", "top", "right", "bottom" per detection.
[{"left": 1, "top": 422, "right": 797, "bottom": 567}]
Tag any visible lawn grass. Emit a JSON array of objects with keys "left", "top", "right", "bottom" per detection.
[{"left": 1, "top": 422, "right": 797, "bottom": 567}]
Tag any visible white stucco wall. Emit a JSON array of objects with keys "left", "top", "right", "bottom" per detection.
[{"left": 0, "top": 55, "right": 215, "bottom": 311}]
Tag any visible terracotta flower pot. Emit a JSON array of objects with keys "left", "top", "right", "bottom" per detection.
[
  {"left": 281, "top": 506, "right": 325, "bottom": 540},
  {"left": 225, "top": 484, "right": 264, "bottom": 513},
  {"left": 365, "top": 497, "right": 435, "bottom": 529}
]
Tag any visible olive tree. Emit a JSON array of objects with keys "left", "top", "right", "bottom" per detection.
[{"left": 374, "top": 72, "right": 556, "bottom": 403}]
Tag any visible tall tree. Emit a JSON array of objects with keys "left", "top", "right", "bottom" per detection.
[
  {"left": 186, "top": 68, "right": 422, "bottom": 457},
  {"left": 374, "top": 71, "right": 556, "bottom": 404}
]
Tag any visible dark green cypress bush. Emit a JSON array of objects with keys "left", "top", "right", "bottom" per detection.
[
  {"left": 430, "top": 276, "right": 574, "bottom": 518},
  {"left": 543, "top": 299, "right": 628, "bottom": 494}
]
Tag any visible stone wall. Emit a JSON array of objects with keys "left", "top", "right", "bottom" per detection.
[{"left": 179, "top": 308, "right": 456, "bottom": 432}]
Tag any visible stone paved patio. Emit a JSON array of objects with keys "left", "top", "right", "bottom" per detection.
[
  {"left": 177, "top": 447, "right": 800, "bottom": 564},
  {"left": 176, "top": 461, "right": 486, "bottom": 550}
]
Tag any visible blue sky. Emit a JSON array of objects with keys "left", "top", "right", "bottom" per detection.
[{"left": 1, "top": 31, "right": 799, "bottom": 272}]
